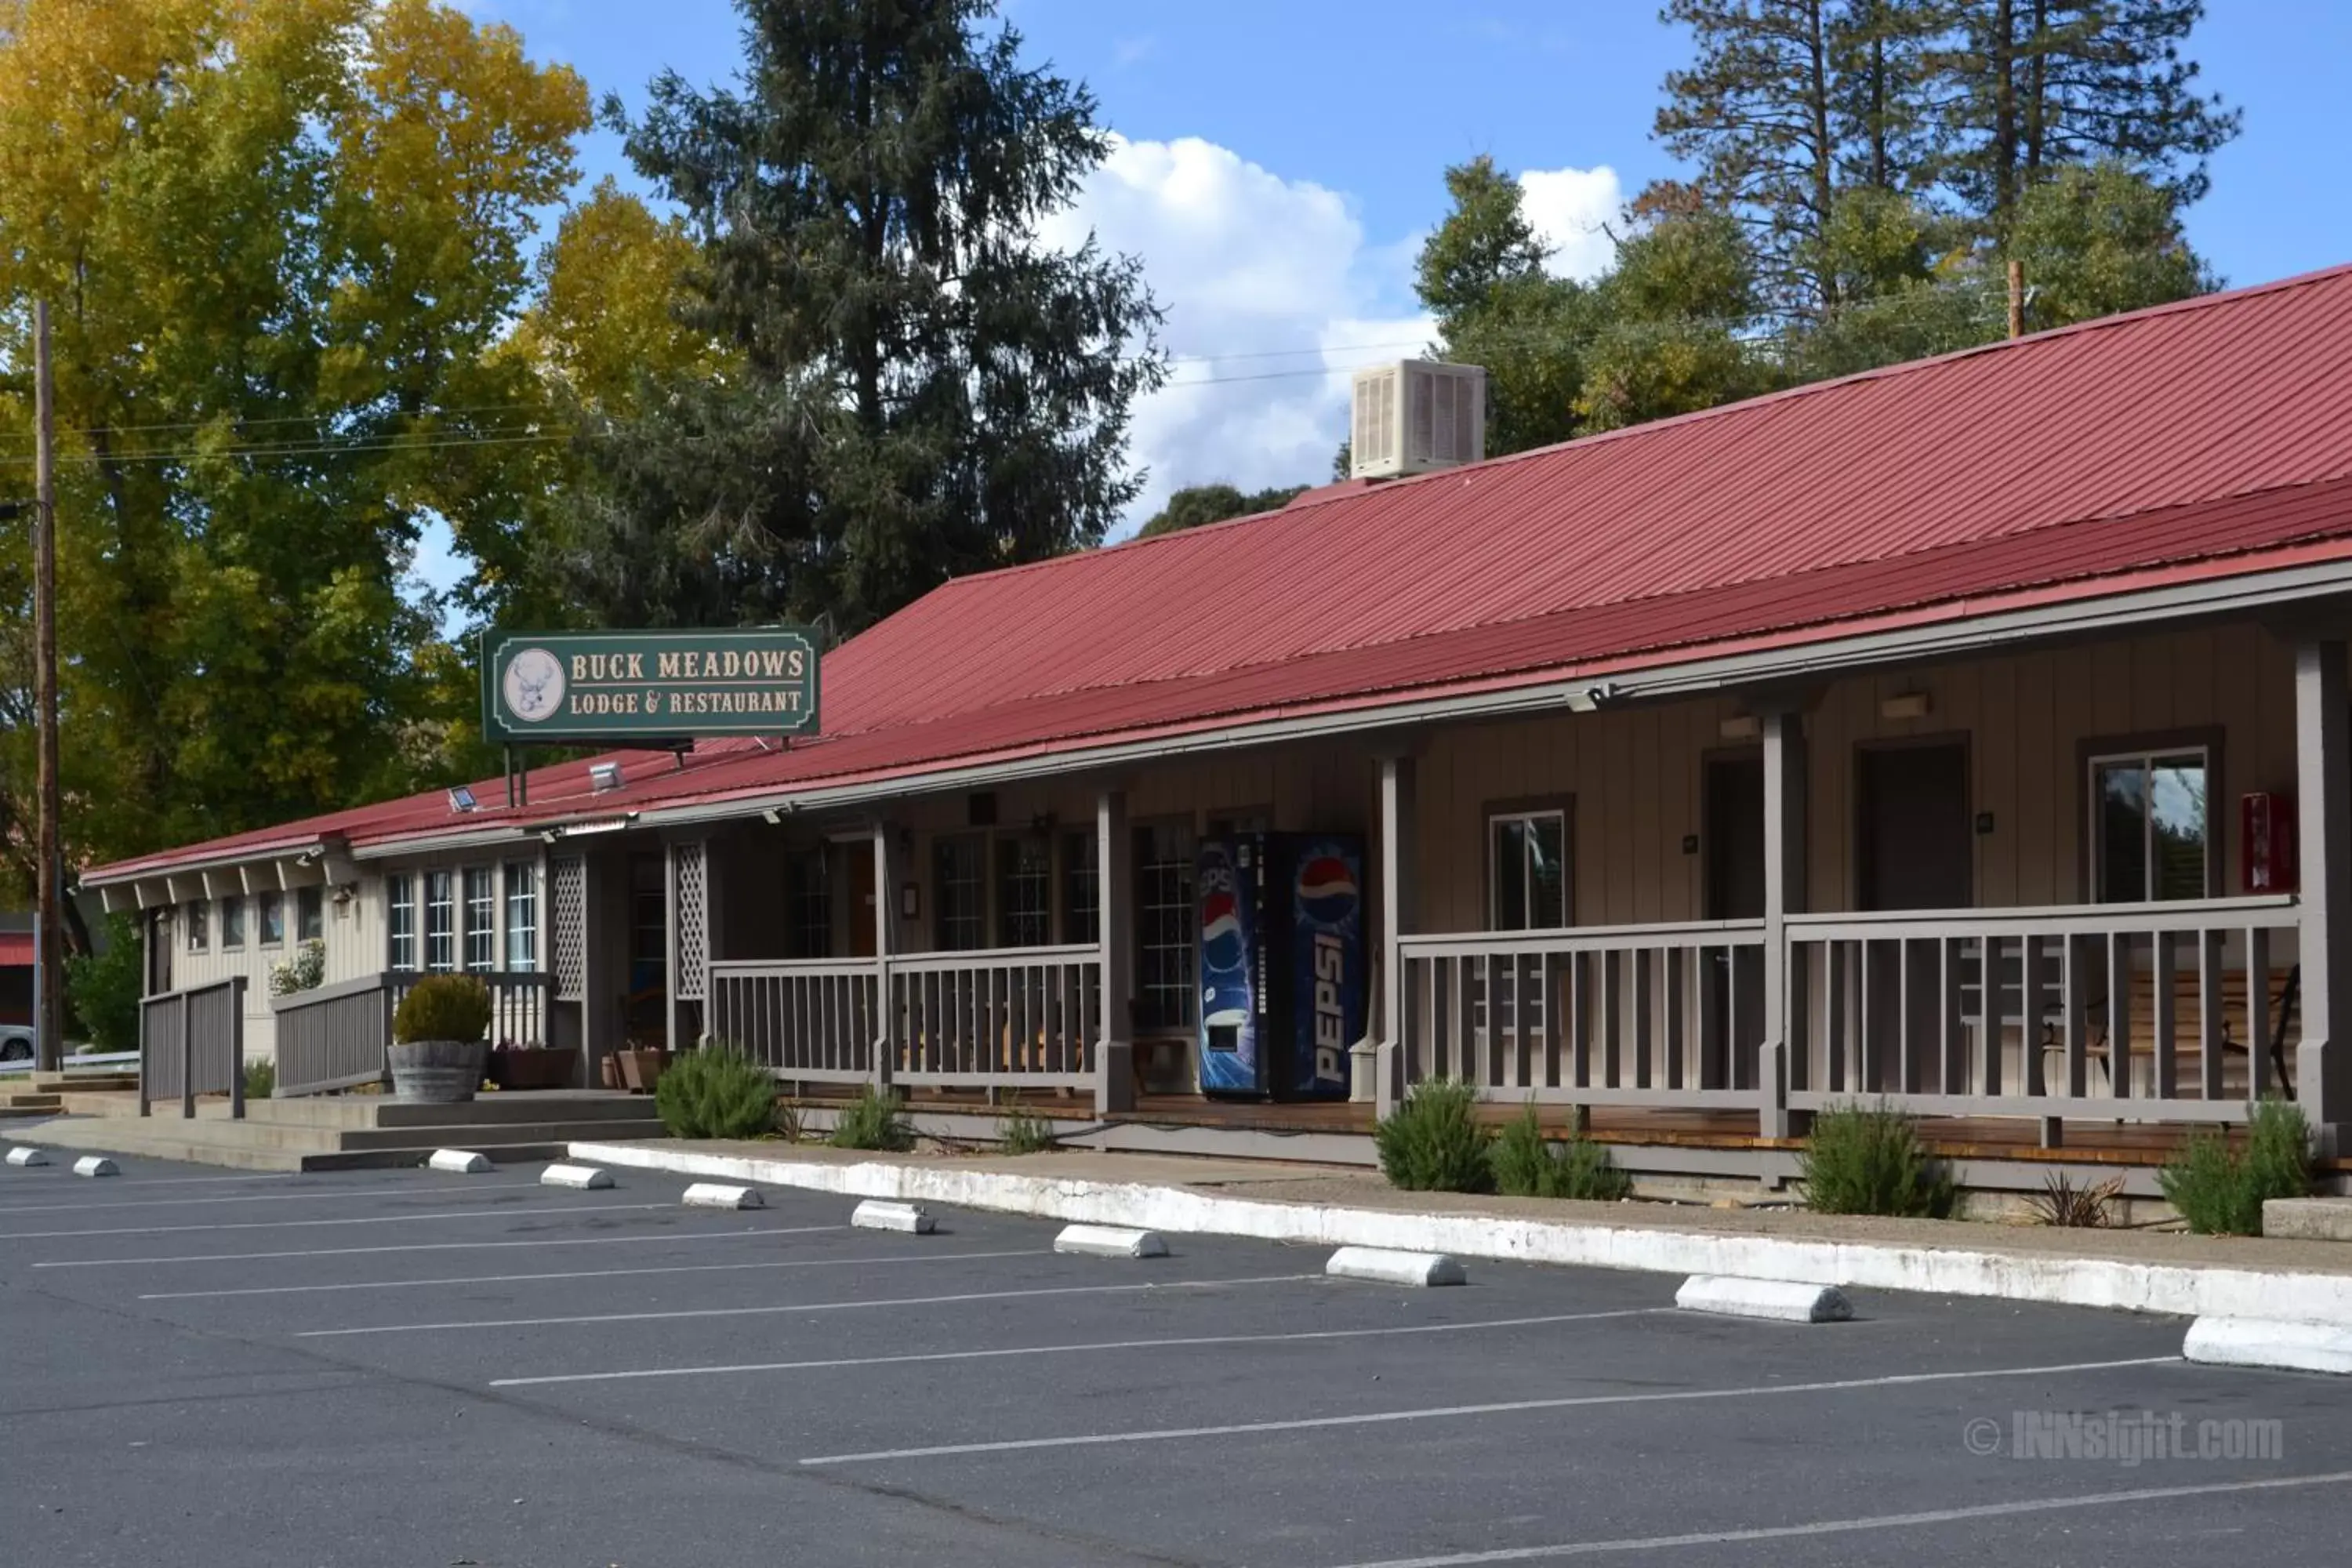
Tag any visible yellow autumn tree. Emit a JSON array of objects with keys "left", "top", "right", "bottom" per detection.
[{"left": 0, "top": 0, "right": 589, "bottom": 916}]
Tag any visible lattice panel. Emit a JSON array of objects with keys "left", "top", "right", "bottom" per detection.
[
  {"left": 550, "top": 855, "right": 586, "bottom": 1000},
  {"left": 673, "top": 840, "right": 709, "bottom": 1001}
]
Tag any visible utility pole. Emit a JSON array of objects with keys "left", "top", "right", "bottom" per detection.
[
  {"left": 2007, "top": 260, "right": 2026, "bottom": 340},
  {"left": 32, "top": 299, "right": 62, "bottom": 1073}
]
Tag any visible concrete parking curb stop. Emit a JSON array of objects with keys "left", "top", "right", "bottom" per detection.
[
  {"left": 1054, "top": 1223, "right": 1167, "bottom": 1258},
  {"left": 569, "top": 1141, "right": 2352, "bottom": 1327},
  {"left": 1676, "top": 1275, "right": 1853, "bottom": 1323},
  {"left": 2183, "top": 1316, "right": 2352, "bottom": 1375},
  {"left": 71, "top": 1156, "right": 118, "bottom": 1178},
  {"left": 853, "top": 1200, "right": 935, "bottom": 1234},
  {"left": 682, "top": 1181, "right": 763, "bottom": 1210},
  {"left": 541, "top": 1164, "right": 615, "bottom": 1190},
  {"left": 426, "top": 1149, "right": 492, "bottom": 1174},
  {"left": 1327, "top": 1247, "right": 1466, "bottom": 1287},
  {"left": 5, "top": 1147, "right": 49, "bottom": 1167}
]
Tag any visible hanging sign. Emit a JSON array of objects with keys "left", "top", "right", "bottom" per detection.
[{"left": 481, "top": 628, "right": 820, "bottom": 742}]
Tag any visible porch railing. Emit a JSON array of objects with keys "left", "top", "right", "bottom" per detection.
[
  {"left": 710, "top": 958, "right": 879, "bottom": 1083},
  {"left": 271, "top": 971, "right": 551, "bottom": 1099},
  {"left": 890, "top": 946, "right": 1101, "bottom": 1090},
  {"left": 140, "top": 977, "right": 248, "bottom": 1118},
  {"left": 1398, "top": 920, "right": 1768, "bottom": 1108},
  {"left": 1786, "top": 896, "right": 2301, "bottom": 1125}
]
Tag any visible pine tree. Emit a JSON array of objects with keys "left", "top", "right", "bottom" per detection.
[
  {"left": 1930, "top": 0, "right": 2238, "bottom": 237},
  {"left": 562, "top": 0, "right": 1165, "bottom": 634}
]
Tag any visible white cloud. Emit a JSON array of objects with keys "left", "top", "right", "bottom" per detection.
[
  {"left": 1046, "top": 135, "right": 1431, "bottom": 539},
  {"left": 1517, "top": 165, "right": 1624, "bottom": 281}
]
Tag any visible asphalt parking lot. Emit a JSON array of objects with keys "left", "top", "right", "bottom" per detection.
[{"left": 4, "top": 1152, "right": 2350, "bottom": 1567}]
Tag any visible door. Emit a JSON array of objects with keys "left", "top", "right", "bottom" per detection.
[
  {"left": 1857, "top": 741, "right": 1972, "bottom": 1089},
  {"left": 1704, "top": 755, "right": 1766, "bottom": 1088},
  {"left": 847, "top": 844, "right": 877, "bottom": 960}
]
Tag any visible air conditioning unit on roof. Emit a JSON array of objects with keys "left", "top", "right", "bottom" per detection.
[{"left": 1349, "top": 359, "right": 1486, "bottom": 480}]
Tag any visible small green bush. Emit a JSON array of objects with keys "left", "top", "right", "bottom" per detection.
[
  {"left": 829, "top": 1085, "right": 915, "bottom": 1151},
  {"left": 1799, "top": 1101, "right": 1958, "bottom": 1218},
  {"left": 1490, "top": 1105, "right": 1632, "bottom": 1200},
  {"left": 243, "top": 1059, "right": 275, "bottom": 1102},
  {"left": 64, "top": 913, "right": 143, "bottom": 1055},
  {"left": 655, "top": 1045, "right": 779, "bottom": 1140},
  {"left": 2158, "top": 1098, "right": 2310, "bottom": 1235},
  {"left": 392, "top": 975, "right": 492, "bottom": 1044},
  {"left": 999, "top": 1103, "right": 1056, "bottom": 1155},
  {"left": 1374, "top": 1078, "right": 1494, "bottom": 1192}
]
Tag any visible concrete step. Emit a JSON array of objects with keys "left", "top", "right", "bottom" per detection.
[
  {"left": 330, "top": 1118, "right": 669, "bottom": 1152},
  {"left": 203, "top": 1092, "right": 658, "bottom": 1131},
  {"left": 2264, "top": 1197, "right": 2352, "bottom": 1241},
  {"left": 28, "top": 1072, "right": 139, "bottom": 1092},
  {"left": 8, "top": 1112, "right": 668, "bottom": 1172},
  {"left": 0, "top": 1094, "right": 62, "bottom": 1112}
]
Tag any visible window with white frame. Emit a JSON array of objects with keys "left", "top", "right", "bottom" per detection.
[
  {"left": 2092, "top": 747, "right": 2212, "bottom": 903},
  {"left": 503, "top": 862, "right": 538, "bottom": 971},
  {"left": 423, "top": 871, "right": 456, "bottom": 971},
  {"left": 934, "top": 834, "right": 987, "bottom": 951},
  {"left": 186, "top": 898, "right": 211, "bottom": 953},
  {"left": 258, "top": 890, "right": 285, "bottom": 948},
  {"left": 387, "top": 874, "right": 416, "bottom": 971},
  {"left": 1489, "top": 806, "right": 1570, "bottom": 931},
  {"left": 220, "top": 895, "right": 248, "bottom": 950},
  {"left": 463, "top": 866, "right": 495, "bottom": 971},
  {"left": 297, "top": 886, "right": 324, "bottom": 943},
  {"left": 1134, "top": 821, "right": 1197, "bottom": 1032},
  {"left": 999, "top": 834, "right": 1052, "bottom": 948},
  {"left": 1062, "top": 829, "right": 1098, "bottom": 946}
]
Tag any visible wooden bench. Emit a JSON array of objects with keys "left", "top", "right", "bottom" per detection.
[{"left": 2051, "top": 964, "right": 2298, "bottom": 1099}]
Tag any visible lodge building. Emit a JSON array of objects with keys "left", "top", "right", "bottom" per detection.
[{"left": 82, "top": 264, "right": 2352, "bottom": 1190}]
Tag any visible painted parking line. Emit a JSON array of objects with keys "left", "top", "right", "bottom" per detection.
[
  {"left": 34, "top": 1224, "right": 847, "bottom": 1269},
  {"left": 301, "top": 1272, "right": 1323, "bottom": 1338},
  {"left": 142, "top": 1247, "right": 1047, "bottom": 1301},
  {"left": 491, "top": 1308, "right": 1670, "bottom": 1388},
  {"left": 797, "top": 1355, "right": 2183, "bottom": 1466},
  {"left": 0, "top": 1201, "right": 671, "bottom": 1242},
  {"left": 0, "top": 1171, "right": 299, "bottom": 1192},
  {"left": 1319, "top": 1468, "right": 2352, "bottom": 1567},
  {"left": 0, "top": 1181, "right": 544, "bottom": 1217}
]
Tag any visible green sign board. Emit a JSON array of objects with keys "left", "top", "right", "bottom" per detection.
[{"left": 481, "top": 628, "right": 820, "bottom": 743}]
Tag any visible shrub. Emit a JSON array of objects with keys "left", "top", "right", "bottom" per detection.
[
  {"left": 391, "top": 975, "right": 493, "bottom": 1045},
  {"left": 2158, "top": 1098, "right": 2310, "bottom": 1235},
  {"left": 655, "top": 1045, "right": 779, "bottom": 1140},
  {"left": 64, "top": 913, "right": 143, "bottom": 1055},
  {"left": 268, "top": 939, "right": 326, "bottom": 997},
  {"left": 1490, "top": 1105, "right": 1632, "bottom": 1200},
  {"left": 1799, "top": 1101, "right": 1958, "bottom": 1218},
  {"left": 1374, "top": 1078, "right": 1494, "bottom": 1192},
  {"left": 243, "top": 1059, "right": 276, "bottom": 1102},
  {"left": 2025, "top": 1171, "right": 2122, "bottom": 1228},
  {"left": 999, "top": 1103, "right": 1056, "bottom": 1155},
  {"left": 829, "top": 1085, "right": 915, "bottom": 1151}
]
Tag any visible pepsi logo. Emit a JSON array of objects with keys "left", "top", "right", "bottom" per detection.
[
  {"left": 1294, "top": 852, "right": 1359, "bottom": 928},
  {"left": 1200, "top": 890, "right": 1245, "bottom": 973}
]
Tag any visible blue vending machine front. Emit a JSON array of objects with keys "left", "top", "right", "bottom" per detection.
[
  {"left": 1196, "top": 837, "right": 1264, "bottom": 1095},
  {"left": 1283, "top": 835, "right": 1366, "bottom": 1100}
]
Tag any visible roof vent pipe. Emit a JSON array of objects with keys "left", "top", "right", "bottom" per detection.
[{"left": 588, "top": 761, "right": 623, "bottom": 793}]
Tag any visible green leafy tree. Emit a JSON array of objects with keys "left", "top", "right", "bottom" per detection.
[
  {"left": 64, "top": 913, "right": 143, "bottom": 1053},
  {"left": 2007, "top": 160, "right": 2215, "bottom": 328},
  {"left": 559, "top": 0, "right": 1167, "bottom": 635},
  {"left": 0, "top": 0, "right": 589, "bottom": 912},
  {"left": 1577, "top": 210, "right": 1770, "bottom": 431},
  {"left": 1414, "top": 156, "right": 1594, "bottom": 456},
  {"left": 1135, "top": 484, "right": 1308, "bottom": 539}
]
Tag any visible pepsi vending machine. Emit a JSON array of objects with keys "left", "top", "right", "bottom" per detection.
[{"left": 1196, "top": 833, "right": 1367, "bottom": 1099}]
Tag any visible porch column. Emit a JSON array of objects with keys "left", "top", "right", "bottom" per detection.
[
  {"left": 663, "top": 838, "right": 710, "bottom": 1054},
  {"left": 2297, "top": 637, "right": 2350, "bottom": 1156},
  {"left": 1759, "top": 710, "right": 1807, "bottom": 1140},
  {"left": 1095, "top": 788, "right": 1135, "bottom": 1114},
  {"left": 1375, "top": 752, "right": 1417, "bottom": 1120},
  {"left": 871, "top": 820, "right": 898, "bottom": 1091}
]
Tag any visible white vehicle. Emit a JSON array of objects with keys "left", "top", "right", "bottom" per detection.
[{"left": 0, "top": 1026, "right": 34, "bottom": 1073}]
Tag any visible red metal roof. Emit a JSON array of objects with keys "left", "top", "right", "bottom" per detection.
[
  {"left": 87, "top": 263, "right": 2352, "bottom": 883},
  {"left": 0, "top": 932, "right": 32, "bottom": 967}
]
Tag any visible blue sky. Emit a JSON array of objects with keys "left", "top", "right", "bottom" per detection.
[{"left": 426, "top": 0, "right": 2352, "bottom": 585}]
